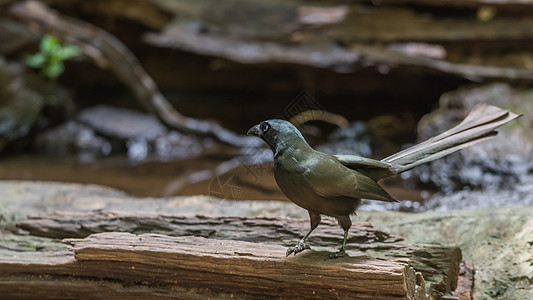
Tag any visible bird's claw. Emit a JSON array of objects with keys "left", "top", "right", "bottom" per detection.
[
  {"left": 286, "top": 241, "right": 311, "bottom": 256},
  {"left": 328, "top": 249, "right": 346, "bottom": 259}
]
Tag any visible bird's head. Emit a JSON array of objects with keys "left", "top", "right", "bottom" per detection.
[{"left": 247, "top": 119, "right": 310, "bottom": 154}]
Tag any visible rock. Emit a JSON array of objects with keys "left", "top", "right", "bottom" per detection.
[
  {"left": 152, "top": 130, "right": 207, "bottom": 159},
  {"left": 421, "top": 182, "right": 533, "bottom": 212},
  {"left": 0, "top": 19, "right": 35, "bottom": 54},
  {"left": 0, "top": 57, "right": 44, "bottom": 152},
  {"left": 401, "top": 83, "right": 533, "bottom": 202},
  {"left": 77, "top": 105, "right": 167, "bottom": 141},
  {"left": 316, "top": 121, "right": 375, "bottom": 157},
  {"left": 364, "top": 206, "right": 533, "bottom": 300},
  {"left": 34, "top": 121, "right": 112, "bottom": 156},
  {"left": 76, "top": 105, "right": 210, "bottom": 160}
]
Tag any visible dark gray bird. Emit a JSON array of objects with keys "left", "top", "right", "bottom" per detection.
[{"left": 247, "top": 104, "right": 520, "bottom": 258}]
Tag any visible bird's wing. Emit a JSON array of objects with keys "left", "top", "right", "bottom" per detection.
[
  {"left": 334, "top": 155, "right": 392, "bottom": 168},
  {"left": 303, "top": 156, "right": 398, "bottom": 203},
  {"left": 333, "top": 154, "right": 400, "bottom": 180}
]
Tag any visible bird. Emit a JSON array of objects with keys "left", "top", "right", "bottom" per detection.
[{"left": 247, "top": 103, "right": 520, "bottom": 258}]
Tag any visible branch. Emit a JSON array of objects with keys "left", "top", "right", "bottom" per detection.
[{"left": 8, "top": 0, "right": 255, "bottom": 147}]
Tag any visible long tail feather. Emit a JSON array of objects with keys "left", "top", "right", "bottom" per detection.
[{"left": 382, "top": 103, "right": 521, "bottom": 173}]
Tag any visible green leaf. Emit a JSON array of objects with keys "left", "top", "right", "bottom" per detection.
[
  {"left": 27, "top": 35, "right": 79, "bottom": 79},
  {"left": 24, "top": 53, "right": 46, "bottom": 68},
  {"left": 40, "top": 35, "right": 59, "bottom": 54},
  {"left": 58, "top": 45, "right": 81, "bottom": 60},
  {"left": 44, "top": 62, "right": 65, "bottom": 79}
]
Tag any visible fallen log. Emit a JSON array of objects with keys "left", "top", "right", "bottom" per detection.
[
  {"left": 143, "top": 0, "right": 533, "bottom": 82},
  {"left": 16, "top": 211, "right": 460, "bottom": 297},
  {"left": 0, "top": 276, "right": 222, "bottom": 300},
  {"left": 0, "top": 232, "right": 426, "bottom": 299},
  {"left": 15, "top": 211, "right": 403, "bottom": 243},
  {"left": 356, "top": 243, "right": 461, "bottom": 297}
]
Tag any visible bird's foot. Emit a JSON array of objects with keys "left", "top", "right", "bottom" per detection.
[
  {"left": 328, "top": 249, "right": 346, "bottom": 259},
  {"left": 286, "top": 241, "right": 311, "bottom": 256}
]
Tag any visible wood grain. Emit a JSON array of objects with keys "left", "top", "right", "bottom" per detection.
[
  {"left": 0, "top": 232, "right": 425, "bottom": 299},
  {"left": 15, "top": 211, "right": 460, "bottom": 297}
]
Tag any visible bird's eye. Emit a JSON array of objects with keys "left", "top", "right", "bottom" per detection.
[{"left": 260, "top": 122, "right": 270, "bottom": 133}]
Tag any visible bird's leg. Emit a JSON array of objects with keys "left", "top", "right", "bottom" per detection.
[
  {"left": 286, "top": 228, "right": 313, "bottom": 256},
  {"left": 286, "top": 211, "right": 320, "bottom": 256},
  {"left": 329, "top": 216, "right": 352, "bottom": 259},
  {"left": 329, "top": 228, "right": 349, "bottom": 259}
]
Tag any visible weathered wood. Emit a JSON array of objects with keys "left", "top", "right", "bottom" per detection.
[
  {"left": 15, "top": 211, "right": 402, "bottom": 243},
  {"left": 48, "top": 0, "right": 173, "bottom": 30},
  {"left": 452, "top": 261, "right": 474, "bottom": 300},
  {"left": 144, "top": 24, "right": 533, "bottom": 82},
  {"left": 351, "top": 0, "right": 533, "bottom": 11},
  {"left": 142, "top": 0, "right": 533, "bottom": 83},
  {"left": 0, "top": 276, "right": 226, "bottom": 300},
  {"left": 148, "top": 0, "right": 533, "bottom": 43},
  {"left": 0, "top": 232, "right": 425, "bottom": 300},
  {"left": 2, "top": 182, "right": 532, "bottom": 300},
  {"left": 356, "top": 243, "right": 462, "bottom": 298},
  {"left": 7, "top": 0, "right": 533, "bottom": 88},
  {"left": 15, "top": 211, "right": 460, "bottom": 298}
]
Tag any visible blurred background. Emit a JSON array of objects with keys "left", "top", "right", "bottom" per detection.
[{"left": 1, "top": 0, "right": 532, "bottom": 211}]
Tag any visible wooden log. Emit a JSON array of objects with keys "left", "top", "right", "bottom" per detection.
[
  {"left": 0, "top": 276, "right": 224, "bottom": 300},
  {"left": 347, "top": 0, "right": 533, "bottom": 11},
  {"left": 0, "top": 232, "right": 425, "bottom": 300},
  {"left": 356, "top": 243, "right": 462, "bottom": 297},
  {"left": 452, "top": 261, "right": 474, "bottom": 300},
  {"left": 15, "top": 211, "right": 460, "bottom": 297},
  {"left": 15, "top": 211, "right": 403, "bottom": 244},
  {"left": 8, "top": 0, "right": 533, "bottom": 85},
  {"left": 146, "top": 0, "right": 533, "bottom": 44},
  {"left": 141, "top": 0, "right": 533, "bottom": 82}
]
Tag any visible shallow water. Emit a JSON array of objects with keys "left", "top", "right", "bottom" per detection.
[
  {"left": 2, "top": 152, "right": 531, "bottom": 212},
  {"left": 0, "top": 151, "right": 428, "bottom": 213},
  {"left": 0, "top": 154, "right": 284, "bottom": 199}
]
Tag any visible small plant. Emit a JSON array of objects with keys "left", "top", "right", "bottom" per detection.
[{"left": 24, "top": 35, "right": 81, "bottom": 80}]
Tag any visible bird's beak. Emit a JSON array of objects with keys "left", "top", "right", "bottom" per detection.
[{"left": 247, "top": 124, "right": 261, "bottom": 137}]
